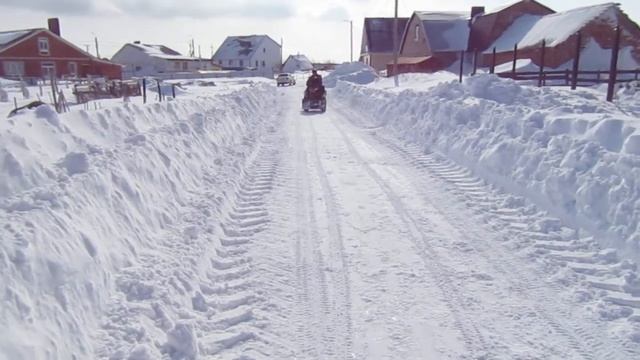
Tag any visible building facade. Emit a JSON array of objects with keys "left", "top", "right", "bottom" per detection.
[
  {"left": 0, "top": 19, "right": 122, "bottom": 81},
  {"left": 359, "top": 17, "right": 409, "bottom": 72},
  {"left": 111, "top": 42, "right": 219, "bottom": 78},
  {"left": 213, "top": 35, "right": 282, "bottom": 77}
]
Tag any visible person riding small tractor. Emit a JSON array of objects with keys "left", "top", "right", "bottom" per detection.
[{"left": 302, "top": 70, "right": 326, "bottom": 113}]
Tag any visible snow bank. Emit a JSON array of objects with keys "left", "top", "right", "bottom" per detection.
[
  {"left": 336, "top": 74, "right": 640, "bottom": 262},
  {"left": 0, "top": 83, "right": 277, "bottom": 359},
  {"left": 324, "top": 62, "right": 379, "bottom": 88}
]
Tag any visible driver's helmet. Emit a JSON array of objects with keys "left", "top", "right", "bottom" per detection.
[{"left": 311, "top": 69, "right": 318, "bottom": 75}]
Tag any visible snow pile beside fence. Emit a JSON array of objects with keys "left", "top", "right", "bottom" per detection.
[
  {"left": 324, "top": 62, "right": 379, "bottom": 88},
  {"left": 336, "top": 74, "right": 640, "bottom": 262},
  {"left": 0, "top": 83, "right": 277, "bottom": 359}
]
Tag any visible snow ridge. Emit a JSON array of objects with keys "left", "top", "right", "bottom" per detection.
[
  {"left": 335, "top": 76, "right": 640, "bottom": 263},
  {"left": 0, "top": 84, "right": 280, "bottom": 359}
]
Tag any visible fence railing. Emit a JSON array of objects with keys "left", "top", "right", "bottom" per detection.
[
  {"left": 497, "top": 69, "right": 640, "bottom": 86},
  {"left": 461, "top": 26, "right": 636, "bottom": 102}
]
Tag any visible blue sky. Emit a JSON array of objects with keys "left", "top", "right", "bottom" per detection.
[{"left": 0, "top": 0, "right": 638, "bottom": 63}]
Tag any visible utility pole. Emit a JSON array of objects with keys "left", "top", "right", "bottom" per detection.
[
  {"left": 393, "top": 0, "right": 400, "bottom": 87},
  {"left": 350, "top": 20, "right": 354, "bottom": 62},
  {"left": 94, "top": 37, "right": 100, "bottom": 58},
  {"left": 344, "top": 20, "right": 353, "bottom": 63}
]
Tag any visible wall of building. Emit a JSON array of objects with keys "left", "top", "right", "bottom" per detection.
[
  {"left": 0, "top": 30, "right": 121, "bottom": 79},
  {"left": 400, "top": 16, "right": 432, "bottom": 58},
  {"left": 249, "top": 39, "right": 282, "bottom": 77},
  {"left": 481, "top": 15, "right": 640, "bottom": 71},
  {"left": 471, "top": 1, "right": 554, "bottom": 51}
]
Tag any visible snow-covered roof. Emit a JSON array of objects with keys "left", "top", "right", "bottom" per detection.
[
  {"left": 416, "top": 11, "right": 470, "bottom": 52},
  {"left": 518, "top": 3, "right": 617, "bottom": 48},
  {"left": 213, "top": 35, "right": 279, "bottom": 60},
  {"left": 486, "top": 14, "right": 544, "bottom": 52},
  {"left": 0, "top": 29, "right": 38, "bottom": 50},
  {"left": 483, "top": 0, "right": 553, "bottom": 17},
  {"left": 363, "top": 17, "right": 409, "bottom": 53},
  {"left": 488, "top": 3, "right": 619, "bottom": 52},
  {"left": 283, "top": 54, "right": 313, "bottom": 72},
  {"left": 129, "top": 43, "right": 198, "bottom": 61}
]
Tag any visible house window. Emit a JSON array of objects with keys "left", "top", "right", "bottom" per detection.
[
  {"left": 3, "top": 61, "right": 25, "bottom": 76},
  {"left": 174, "top": 61, "right": 181, "bottom": 70},
  {"left": 68, "top": 62, "right": 77, "bottom": 76},
  {"left": 414, "top": 25, "right": 420, "bottom": 42},
  {"left": 219, "top": 60, "right": 222, "bottom": 65},
  {"left": 228, "top": 60, "right": 233, "bottom": 66},
  {"left": 38, "top": 37, "right": 50, "bottom": 55},
  {"left": 261, "top": 60, "right": 265, "bottom": 67},
  {"left": 240, "top": 60, "right": 244, "bottom": 67},
  {"left": 263, "top": 48, "right": 265, "bottom": 53},
  {"left": 41, "top": 61, "right": 55, "bottom": 78},
  {"left": 255, "top": 60, "right": 258, "bottom": 67},
  {"left": 182, "top": 62, "right": 187, "bottom": 70}
]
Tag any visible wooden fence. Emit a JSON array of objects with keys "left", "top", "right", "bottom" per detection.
[{"left": 461, "top": 26, "right": 638, "bottom": 102}]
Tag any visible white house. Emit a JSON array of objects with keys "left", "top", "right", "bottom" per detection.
[
  {"left": 282, "top": 54, "right": 313, "bottom": 73},
  {"left": 111, "top": 42, "right": 219, "bottom": 78},
  {"left": 212, "top": 35, "right": 282, "bottom": 77}
]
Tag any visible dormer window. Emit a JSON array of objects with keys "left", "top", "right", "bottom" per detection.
[
  {"left": 414, "top": 25, "right": 420, "bottom": 42},
  {"left": 38, "top": 37, "right": 50, "bottom": 55}
]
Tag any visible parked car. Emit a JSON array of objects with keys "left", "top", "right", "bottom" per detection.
[{"left": 276, "top": 73, "right": 296, "bottom": 86}]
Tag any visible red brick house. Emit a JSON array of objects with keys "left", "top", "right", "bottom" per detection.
[
  {"left": 469, "top": 0, "right": 554, "bottom": 52},
  {"left": 391, "top": 11, "right": 472, "bottom": 75},
  {"left": 0, "top": 19, "right": 122, "bottom": 81},
  {"left": 386, "top": 0, "right": 640, "bottom": 76},
  {"left": 359, "top": 17, "right": 409, "bottom": 72},
  {"left": 479, "top": 2, "right": 640, "bottom": 71}
]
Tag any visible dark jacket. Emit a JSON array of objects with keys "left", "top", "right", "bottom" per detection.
[{"left": 307, "top": 74, "right": 323, "bottom": 88}]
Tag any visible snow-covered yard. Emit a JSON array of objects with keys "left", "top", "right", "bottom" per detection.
[{"left": 2, "top": 66, "right": 640, "bottom": 359}]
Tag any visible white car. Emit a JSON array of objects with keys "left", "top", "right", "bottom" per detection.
[{"left": 276, "top": 73, "right": 296, "bottom": 86}]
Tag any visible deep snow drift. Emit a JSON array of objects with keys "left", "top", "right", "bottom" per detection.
[
  {"left": 336, "top": 74, "right": 640, "bottom": 262},
  {"left": 0, "top": 82, "right": 277, "bottom": 359},
  {"left": 324, "top": 62, "right": 379, "bottom": 88}
]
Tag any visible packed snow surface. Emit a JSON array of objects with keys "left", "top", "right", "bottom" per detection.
[
  {"left": 2, "top": 71, "right": 640, "bottom": 359},
  {"left": 336, "top": 74, "right": 640, "bottom": 261}
]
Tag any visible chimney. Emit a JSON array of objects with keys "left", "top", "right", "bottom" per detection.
[
  {"left": 48, "top": 18, "right": 61, "bottom": 36},
  {"left": 470, "top": 6, "right": 485, "bottom": 20},
  {"left": 133, "top": 41, "right": 141, "bottom": 44}
]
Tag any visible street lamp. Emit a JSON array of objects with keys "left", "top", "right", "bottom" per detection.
[
  {"left": 344, "top": 20, "right": 353, "bottom": 63},
  {"left": 393, "top": 0, "right": 399, "bottom": 87}
]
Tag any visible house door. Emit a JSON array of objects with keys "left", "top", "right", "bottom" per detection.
[{"left": 41, "top": 61, "right": 56, "bottom": 79}]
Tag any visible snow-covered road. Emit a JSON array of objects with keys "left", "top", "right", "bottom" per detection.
[
  {"left": 191, "top": 85, "right": 640, "bottom": 359},
  {"left": 3, "top": 79, "right": 640, "bottom": 359}
]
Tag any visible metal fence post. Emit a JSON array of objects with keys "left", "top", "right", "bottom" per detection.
[
  {"left": 142, "top": 78, "right": 147, "bottom": 104},
  {"left": 459, "top": 50, "right": 464, "bottom": 83},
  {"left": 511, "top": 43, "right": 518, "bottom": 77},
  {"left": 538, "top": 39, "right": 546, "bottom": 87},
  {"left": 472, "top": 49, "right": 478, "bottom": 75},
  {"left": 606, "top": 26, "right": 621, "bottom": 102},
  {"left": 571, "top": 31, "right": 582, "bottom": 90},
  {"left": 490, "top": 47, "right": 496, "bottom": 74}
]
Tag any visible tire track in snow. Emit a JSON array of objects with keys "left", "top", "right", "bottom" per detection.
[
  {"left": 325, "top": 119, "right": 490, "bottom": 359},
  {"left": 307, "top": 119, "right": 354, "bottom": 359},
  {"left": 291, "top": 115, "right": 331, "bottom": 358},
  {"left": 367, "top": 133, "right": 640, "bottom": 360}
]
